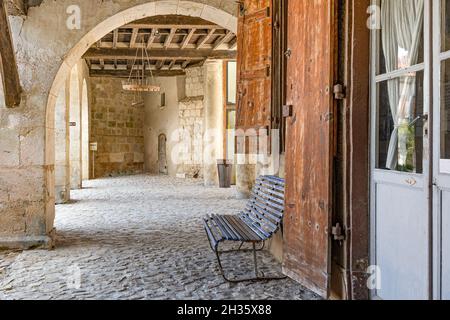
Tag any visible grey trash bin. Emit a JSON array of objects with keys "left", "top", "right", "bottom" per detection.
[{"left": 217, "top": 159, "right": 233, "bottom": 188}]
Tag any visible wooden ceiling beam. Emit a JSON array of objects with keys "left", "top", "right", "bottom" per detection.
[
  {"left": 113, "top": 29, "right": 119, "bottom": 49},
  {"left": 168, "top": 59, "right": 176, "bottom": 70},
  {"left": 130, "top": 28, "right": 139, "bottom": 48},
  {"left": 0, "top": 0, "right": 21, "bottom": 107},
  {"left": 181, "top": 28, "right": 196, "bottom": 49},
  {"left": 147, "top": 28, "right": 157, "bottom": 49},
  {"left": 164, "top": 28, "right": 176, "bottom": 49},
  {"left": 156, "top": 60, "right": 164, "bottom": 70},
  {"left": 83, "top": 48, "right": 237, "bottom": 60},
  {"left": 197, "top": 28, "right": 216, "bottom": 49},
  {"left": 90, "top": 69, "right": 186, "bottom": 78},
  {"left": 228, "top": 37, "right": 237, "bottom": 50},
  {"left": 213, "top": 31, "right": 234, "bottom": 50}
]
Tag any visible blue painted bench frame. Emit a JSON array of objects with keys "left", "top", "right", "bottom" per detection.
[{"left": 203, "top": 176, "right": 287, "bottom": 283}]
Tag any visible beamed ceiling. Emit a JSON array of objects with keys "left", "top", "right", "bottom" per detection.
[{"left": 83, "top": 15, "right": 238, "bottom": 78}]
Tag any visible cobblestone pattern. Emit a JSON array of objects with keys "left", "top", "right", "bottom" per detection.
[{"left": 0, "top": 175, "right": 320, "bottom": 300}]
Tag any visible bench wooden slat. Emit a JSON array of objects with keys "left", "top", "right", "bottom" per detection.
[
  {"left": 250, "top": 200, "right": 283, "bottom": 220},
  {"left": 256, "top": 177, "right": 285, "bottom": 192},
  {"left": 252, "top": 193, "right": 285, "bottom": 210},
  {"left": 244, "top": 206, "right": 278, "bottom": 231},
  {"left": 254, "top": 183, "right": 285, "bottom": 199},
  {"left": 246, "top": 204, "right": 280, "bottom": 227},
  {"left": 239, "top": 214, "right": 271, "bottom": 239},
  {"left": 211, "top": 214, "right": 236, "bottom": 240},
  {"left": 260, "top": 175, "right": 285, "bottom": 186},
  {"left": 228, "top": 215, "right": 262, "bottom": 241}
]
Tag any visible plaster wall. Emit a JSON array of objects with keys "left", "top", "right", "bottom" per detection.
[{"left": 144, "top": 76, "right": 185, "bottom": 177}]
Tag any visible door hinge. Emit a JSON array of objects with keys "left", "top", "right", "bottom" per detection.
[
  {"left": 332, "top": 223, "right": 346, "bottom": 241},
  {"left": 333, "top": 84, "right": 346, "bottom": 100},
  {"left": 282, "top": 105, "right": 293, "bottom": 118},
  {"left": 284, "top": 48, "right": 292, "bottom": 59}
]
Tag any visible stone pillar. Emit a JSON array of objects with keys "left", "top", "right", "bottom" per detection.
[
  {"left": 54, "top": 83, "right": 71, "bottom": 204},
  {"left": 203, "top": 60, "right": 224, "bottom": 187},
  {"left": 69, "top": 67, "right": 82, "bottom": 190},
  {"left": 236, "top": 155, "right": 257, "bottom": 199}
]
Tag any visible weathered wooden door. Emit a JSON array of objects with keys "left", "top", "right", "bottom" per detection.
[
  {"left": 236, "top": 0, "right": 272, "bottom": 131},
  {"left": 282, "top": 0, "right": 336, "bottom": 298}
]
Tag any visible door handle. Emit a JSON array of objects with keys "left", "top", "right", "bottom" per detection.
[{"left": 408, "top": 114, "right": 428, "bottom": 127}]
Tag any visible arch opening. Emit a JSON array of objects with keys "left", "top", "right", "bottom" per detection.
[{"left": 45, "top": 1, "right": 238, "bottom": 229}]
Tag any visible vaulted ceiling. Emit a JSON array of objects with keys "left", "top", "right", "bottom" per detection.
[{"left": 83, "top": 15, "right": 238, "bottom": 78}]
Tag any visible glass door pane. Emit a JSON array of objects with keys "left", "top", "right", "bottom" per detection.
[
  {"left": 377, "top": 71, "right": 425, "bottom": 173},
  {"left": 377, "top": 0, "right": 425, "bottom": 75},
  {"left": 442, "top": 0, "right": 450, "bottom": 52},
  {"left": 441, "top": 60, "right": 450, "bottom": 173},
  {"left": 441, "top": 0, "right": 450, "bottom": 173}
]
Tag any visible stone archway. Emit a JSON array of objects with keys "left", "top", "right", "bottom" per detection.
[{"left": 43, "top": 1, "right": 238, "bottom": 244}]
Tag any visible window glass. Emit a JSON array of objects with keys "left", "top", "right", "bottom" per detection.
[
  {"left": 441, "top": 60, "right": 450, "bottom": 163},
  {"left": 377, "top": 0, "right": 424, "bottom": 75},
  {"left": 227, "top": 61, "right": 237, "bottom": 104},
  {"left": 442, "top": 0, "right": 450, "bottom": 52},
  {"left": 377, "top": 71, "right": 424, "bottom": 173}
]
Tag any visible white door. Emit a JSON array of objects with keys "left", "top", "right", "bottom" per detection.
[
  {"left": 432, "top": 0, "right": 450, "bottom": 300},
  {"left": 370, "top": 0, "right": 431, "bottom": 300}
]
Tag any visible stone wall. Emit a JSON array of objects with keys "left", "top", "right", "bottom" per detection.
[
  {"left": 90, "top": 78, "right": 145, "bottom": 178},
  {"left": 185, "top": 67, "right": 205, "bottom": 97},
  {"left": 178, "top": 67, "right": 205, "bottom": 178},
  {"left": 178, "top": 96, "right": 204, "bottom": 178}
]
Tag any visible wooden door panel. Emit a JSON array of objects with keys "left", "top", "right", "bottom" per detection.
[
  {"left": 236, "top": 0, "right": 272, "bottom": 131},
  {"left": 282, "top": 0, "right": 336, "bottom": 298}
]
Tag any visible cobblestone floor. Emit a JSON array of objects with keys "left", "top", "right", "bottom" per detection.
[{"left": 0, "top": 175, "right": 320, "bottom": 300}]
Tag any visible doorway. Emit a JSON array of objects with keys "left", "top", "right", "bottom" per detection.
[
  {"left": 370, "top": 0, "right": 450, "bottom": 300},
  {"left": 158, "top": 133, "right": 168, "bottom": 175},
  {"left": 432, "top": 0, "right": 450, "bottom": 300}
]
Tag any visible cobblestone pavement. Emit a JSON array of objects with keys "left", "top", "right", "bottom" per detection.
[{"left": 0, "top": 175, "right": 320, "bottom": 300}]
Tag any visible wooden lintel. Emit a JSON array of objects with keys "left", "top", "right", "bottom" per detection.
[
  {"left": 83, "top": 48, "right": 237, "bottom": 60},
  {"left": 89, "top": 69, "right": 186, "bottom": 78},
  {"left": 0, "top": 0, "right": 21, "bottom": 108}
]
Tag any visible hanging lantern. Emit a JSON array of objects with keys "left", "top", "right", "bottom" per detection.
[{"left": 122, "top": 37, "right": 161, "bottom": 93}]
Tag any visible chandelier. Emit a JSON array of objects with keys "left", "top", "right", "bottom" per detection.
[{"left": 122, "top": 38, "right": 161, "bottom": 93}]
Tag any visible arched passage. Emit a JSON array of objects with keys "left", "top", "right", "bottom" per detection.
[{"left": 44, "top": 1, "right": 238, "bottom": 232}]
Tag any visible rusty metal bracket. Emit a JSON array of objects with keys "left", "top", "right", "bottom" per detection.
[
  {"left": 332, "top": 223, "right": 346, "bottom": 241},
  {"left": 282, "top": 105, "right": 293, "bottom": 118},
  {"left": 333, "top": 84, "right": 346, "bottom": 100}
]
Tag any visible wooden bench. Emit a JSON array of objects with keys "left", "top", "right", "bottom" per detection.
[{"left": 203, "top": 175, "right": 287, "bottom": 282}]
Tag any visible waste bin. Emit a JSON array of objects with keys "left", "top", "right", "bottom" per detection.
[{"left": 217, "top": 159, "right": 233, "bottom": 188}]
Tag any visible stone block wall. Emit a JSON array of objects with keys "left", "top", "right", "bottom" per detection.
[
  {"left": 90, "top": 78, "right": 144, "bottom": 178},
  {"left": 178, "top": 96, "right": 204, "bottom": 178},
  {"left": 185, "top": 67, "right": 205, "bottom": 97},
  {"left": 178, "top": 67, "right": 205, "bottom": 178}
]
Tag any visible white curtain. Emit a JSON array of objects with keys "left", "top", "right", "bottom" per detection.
[{"left": 381, "top": 0, "right": 424, "bottom": 170}]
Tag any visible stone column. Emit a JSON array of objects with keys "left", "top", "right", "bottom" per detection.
[
  {"left": 203, "top": 60, "right": 224, "bottom": 187},
  {"left": 236, "top": 155, "right": 257, "bottom": 199},
  {"left": 54, "top": 83, "right": 71, "bottom": 204},
  {"left": 69, "top": 68, "right": 82, "bottom": 190}
]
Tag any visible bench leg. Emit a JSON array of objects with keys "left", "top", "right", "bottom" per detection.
[{"left": 214, "top": 241, "right": 287, "bottom": 283}]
